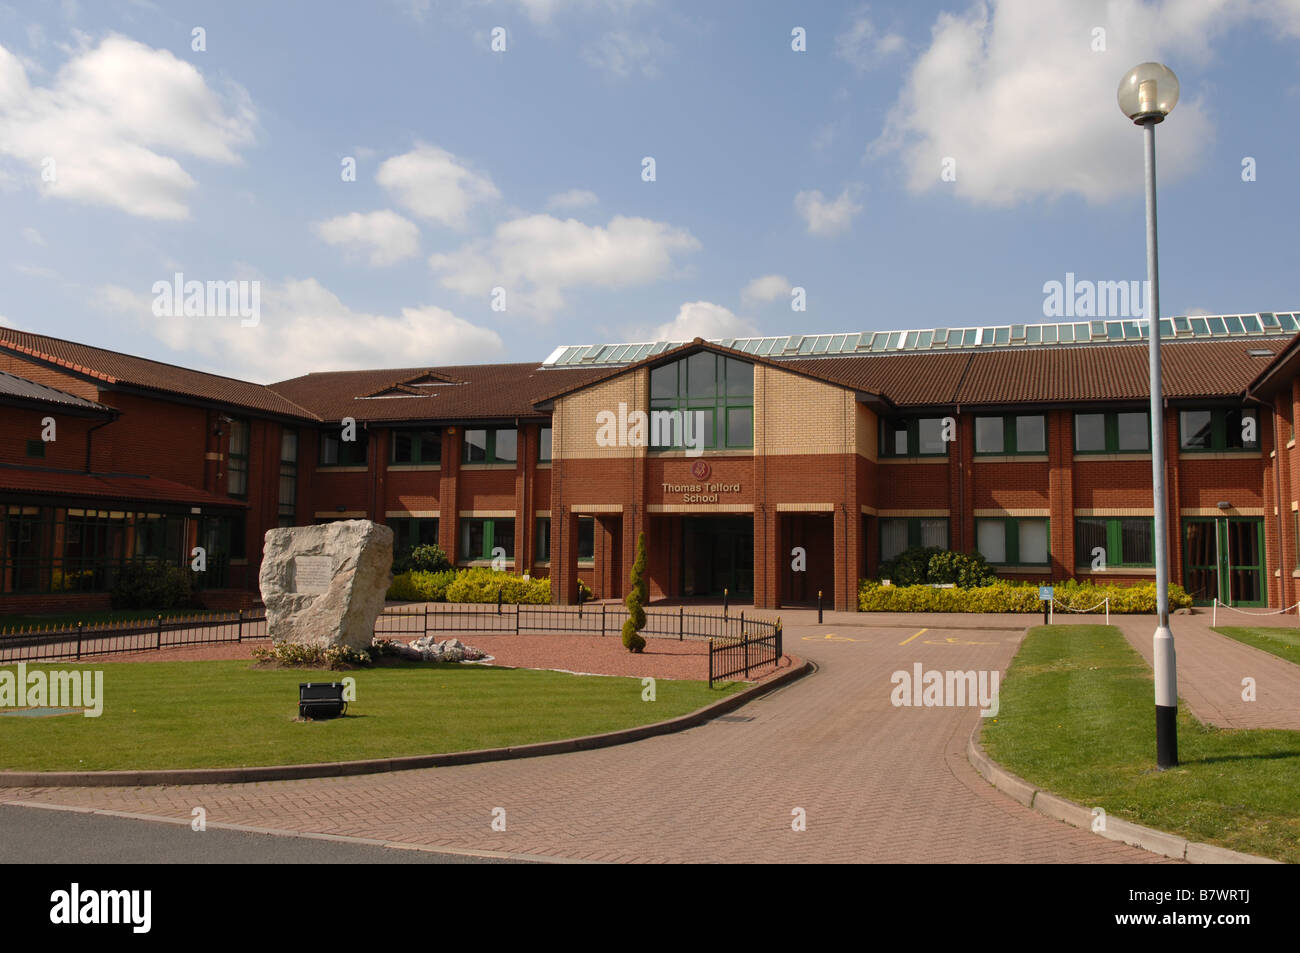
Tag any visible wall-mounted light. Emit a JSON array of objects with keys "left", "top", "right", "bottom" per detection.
[{"left": 1217, "top": 501, "right": 1232, "bottom": 510}]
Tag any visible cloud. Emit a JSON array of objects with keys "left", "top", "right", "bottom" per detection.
[
  {"left": 869, "top": 0, "right": 1300, "bottom": 206},
  {"left": 0, "top": 34, "right": 255, "bottom": 219},
  {"left": 741, "top": 274, "right": 792, "bottom": 305},
  {"left": 315, "top": 209, "right": 420, "bottom": 266},
  {"left": 376, "top": 143, "right": 500, "bottom": 229},
  {"left": 511, "top": 0, "right": 649, "bottom": 24},
  {"left": 14, "top": 263, "right": 58, "bottom": 279},
  {"left": 96, "top": 278, "right": 504, "bottom": 382},
  {"left": 794, "top": 187, "right": 863, "bottom": 236},
  {"left": 834, "top": 8, "right": 906, "bottom": 70},
  {"left": 0, "top": 314, "right": 13, "bottom": 328},
  {"left": 651, "top": 301, "right": 758, "bottom": 342},
  {"left": 546, "top": 188, "right": 599, "bottom": 210},
  {"left": 21, "top": 226, "right": 44, "bottom": 246},
  {"left": 430, "top": 213, "right": 700, "bottom": 317},
  {"left": 583, "top": 30, "right": 665, "bottom": 78}
]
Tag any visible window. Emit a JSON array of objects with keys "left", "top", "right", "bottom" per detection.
[
  {"left": 227, "top": 419, "right": 249, "bottom": 497},
  {"left": 459, "top": 518, "right": 514, "bottom": 562},
  {"left": 1074, "top": 411, "right": 1150, "bottom": 453},
  {"left": 278, "top": 430, "right": 297, "bottom": 527},
  {"left": 879, "top": 417, "right": 950, "bottom": 458},
  {"left": 390, "top": 517, "right": 439, "bottom": 556},
  {"left": 879, "top": 517, "right": 949, "bottom": 562},
  {"left": 1295, "top": 511, "right": 1300, "bottom": 571},
  {"left": 320, "top": 427, "right": 368, "bottom": 466},
  {"left": 538, "top": 426, "right": 552, "bottom": 463},
  {"left": 974, "top": 415, "right": 1046, "bottom": 455},
  {"left": 463, "top": 427, "right": 517, "bottom": 464},
  {"left": 975, "top": 517, "right": 1049, "bottom": 565},
  {"left": 391, "top": 428, "right": 441, "bottom": 465},
  {"left": 578, "top": 517, "right": 594, "bottom": 564},
  {"left": 535, "top": 517, "right": 551, "bottom": 562},
  {"left": 200, "top": 514, "right": 245, "bottom": 561},
  {"left": 1075, "top": 517, "right": 1154, "bottom": 568},
  {"left": 649, "top": 353, "right": 753, "bottom": 450},
  {"left": 1179, "top": 408, "right": 1258, "bottom": 452},
  {"left": 25, "top": 439, "right": 44, "bottom": 458}
]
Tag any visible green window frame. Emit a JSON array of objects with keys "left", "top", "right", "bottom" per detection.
[
  {"left": 535, "top": 517, "right": 551, "bottom": 562},
  {"left": 975, "top": 517, "right": 1050, "bottom": 566},
  {"left": 1074, "top": 517, "right": 1154, "bottom": 568},
  {"left": 390, "top": 428, "right": 441, "bottom": 465},
  {"left": 538, "top": 427, "right": 553, "bottom": 463},
  {"left": 1178, "top": 407, "right": 1258, "bottom": 452},
  {"left": 390, "top": 517, "right": 439, "bottom": 557},
  {"left": 974, "top": 414, "right": 1046, "bottom": 455},
  {"left": 1074, "top": 411, "right": 1150, "bottom": 454},
  {"left": 278, "top": 429, "right": 298, "bottom": 527},
  {"left": 879, "top": 417, "right": 949, "bottom": 458},
  {"left": 227, "top": 419, "right": 249, "bottom": 498},
  {"left": 878, "top": 517, "right": 949, "bottom": 562},
  {"left": 320, "top": 427, "right": 368, "bottom": 466},
  {"left": 459, "top": 517, "right": 515, "bottom": 562},
  {"left": 463, "top": 427, "right": 518, "bottom": 465},
  {"left": 649, "top": 353, "right": 753, "bottom": 450}
]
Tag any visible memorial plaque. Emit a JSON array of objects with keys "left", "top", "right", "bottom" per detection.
[{"left": 293, "top": 555, "right": 333, "bottom": 594}]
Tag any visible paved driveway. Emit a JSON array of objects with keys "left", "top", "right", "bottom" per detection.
[{"left": 0, "top": 613, "right": 1157, "bottom": 863}]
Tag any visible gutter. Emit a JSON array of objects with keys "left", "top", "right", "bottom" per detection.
[{"left": 84, "top": 412, "right": 120, "bottom": 473}]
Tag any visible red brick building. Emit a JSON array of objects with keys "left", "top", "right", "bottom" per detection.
[{"left": 3, "top": 313, "right": 1299, "bottom": 615}]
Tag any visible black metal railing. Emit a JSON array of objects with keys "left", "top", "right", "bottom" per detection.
[
  {"left": 0, "top": 608, "right": 268, "bottom": 663},
  {"left": 708, "top": 618, "right": 783, "bottom": 688}
]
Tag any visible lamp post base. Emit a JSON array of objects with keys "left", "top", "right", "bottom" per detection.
[{"left": 1156, "top": 704, "right": 1178, "bottom": 768}]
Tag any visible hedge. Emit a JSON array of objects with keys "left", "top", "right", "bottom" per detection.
[
  {"left": 858, "top": 578, "right": 1194, "bottom": 614},
  {"left": 387, "top": 567, "right": 552, "bottom": 604}
]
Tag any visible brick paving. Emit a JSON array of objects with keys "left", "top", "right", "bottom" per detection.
[{"left": 0, "top": 612, "right": 1161, "bottom": 863}]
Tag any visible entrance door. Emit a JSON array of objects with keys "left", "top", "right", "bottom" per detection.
[
  {"left": 1182, "top": 517, "right": 1265, "bottom": 607},
  {"left": 683, "top": 517, "right": 753, "bottom": 597}
]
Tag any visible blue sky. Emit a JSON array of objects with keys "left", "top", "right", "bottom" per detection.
[{"left": 1, "top": 0, "right": 1298, "bottom": 382}]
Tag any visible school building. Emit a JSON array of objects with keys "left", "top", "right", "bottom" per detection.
[{"left": 4, "top": 312, "right": 1300, "bottom": 615}]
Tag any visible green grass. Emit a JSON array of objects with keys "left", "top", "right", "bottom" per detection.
[
  {"left": 1213, "top": 626, "right": 1300, "bottom": 667},
  {"left": 982, "top": 624, "right": 1300, "bottom": 863},
  {"left": 0, "top": 609, "right": 225, "bottom": 632},
  {"left": 0, "top": 660, "right": 738, "bottom": 772}
]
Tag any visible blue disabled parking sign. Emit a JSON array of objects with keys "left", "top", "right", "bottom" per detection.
[{"left": 1039, "top": 585, "right": 1054, "bottom": 601}]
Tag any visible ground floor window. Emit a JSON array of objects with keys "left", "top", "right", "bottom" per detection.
[
  {"left": 460, "top": 518, "right": 514, "bottom": 563},
  {"left": 389, "top": 517, "right": 439, "bottom": 558},
  {"left": 1074, "top": 517, "right": 1153, "bottom": 568},
  {"left": 879, "top": 517, "right": 948, "bottom": 562},
  {"left": 535, "top": 518, "right": 550, "bottom": 562},
  {"left": 975, "top": 517, "right": 1049, "bottom": 565}
]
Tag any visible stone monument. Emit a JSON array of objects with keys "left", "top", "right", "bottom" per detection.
[{"left": 259, "top": 520, "right": 393, "bottom": 651}]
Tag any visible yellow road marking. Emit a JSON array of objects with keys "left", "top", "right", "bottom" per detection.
[
  {"left": 923, "top": 636, "right": 998, "bottom": 646},
  {"left": 799, "top": 633, "right": 866, "bottom": 642},
  {"left": 899, "top": 628, "right": 927, "bottom": 646}
]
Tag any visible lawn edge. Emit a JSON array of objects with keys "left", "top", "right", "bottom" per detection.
[
  {"left": 0, "top": 656, "right": 810, "bottom": 787},
  {"left": 965, "top": 721, "right": 1280, "bottom": 864}
]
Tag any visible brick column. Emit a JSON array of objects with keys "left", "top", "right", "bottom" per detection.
[
  {"left": 754, "top": 504, "right": 780, "bottom": 609},
  {"left": 833, "top": 500, "right": 861, "bottom": 612},
  {"left": 439, "top": 427, "right": 461, "bottom": 564},
  {"left": 515, "top": 424, "right": 533, "bottom": 573},
  {"left": 1163, "top": 407, "right": 1183, "bottom": 593},
  {"left": 1048, "top": 409, "right": 1075, "bottom": 579},
  {"left": 1261, "top": 403, "right": 1281, "bottom": 607}
]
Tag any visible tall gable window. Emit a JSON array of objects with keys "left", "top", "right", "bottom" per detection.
[{"left": 649, "top": 352, "right": 753, "bottom": 450}]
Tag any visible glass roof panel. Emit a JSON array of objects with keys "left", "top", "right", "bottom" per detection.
[
  {"left": 1190, "top": 317, "right": 1209, "bottom": 334},
  {"left": 1278, "top": 314, "right": 1298, "bottom": 331},
  {"left": 1059, "top": 325, "right": 1074, "bottom": 343},
  {"left": 1224, "top": 316, "right": 1244, "bottom": 333},
  {"left": 1173, "top": 317, "right": 1191, "bottom": 332},
  {"left": 933, "top": 328, "right": 949, "bottom": 344},
  {"left": 1207, "top": 317, "right": 1227, "bottom": 335},
  {"left": 1241, "top": 315, "right": 1261, "bottom": 332},
  {"left": 917, "top": 330, "right": 933, "bottom": 348},
  {"left": 1260, "top": 312, "right": 1280, "bottom": 327}
]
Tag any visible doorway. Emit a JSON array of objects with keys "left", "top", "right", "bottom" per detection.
[
  {"left": 682, "top": 517, "right": 753, "bottom": 597},
  {"left": 1182, "top": 517, "right": 1265, "bottom": 607}
]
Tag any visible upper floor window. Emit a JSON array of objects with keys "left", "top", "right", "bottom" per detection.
[
  {"left": 391, "top": 428, "right": 441, "bottom": 465},
  {"left": 320, "top": 427, "right": 368, "bottom": 466},
  {"left": 1074, "top": 411, "right": 1149, "bottom": 454},
  {"left": 1179, "top": 408, "right": 1258, "bottom": 452},
  {"left": 880, "top": 417, "right": 948, "bottom": 458},
  {"left": 227, "top": 419, "right": 249, "bottom": 497},
  {"left": 538, "top": 426, "right": 553, "bottom": 463},
  {"left": 463, "top": 427, "right": 517, "bottom": 464},
  {"left": 278, "top": 429, "right": 298, "bottom": 527},
  {"left": 649, "top": 352, "right": 753, "bottom": 450},
  {"left": 975, "top": 415, "right": 1046, "bottom": 455}
]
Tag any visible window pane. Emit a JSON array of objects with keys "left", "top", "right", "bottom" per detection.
[
  {"left": 726, "top": 406, "right": 753, "bottom": 447},
  {"left": 1119, "top": 519, "right": 1153, "bottom": 565},
  {"left": 535, "top": 518, "right": 551, "bottom": 562},
  {"left": 420, "top": 431, "right": 441, "bottom": 463},
  {"left": 689, "top": 408, "right": 715, "bottom": 449},
  {"left": 494, "top": 428, "right": 517, "bottom": 463},
  {"left": 320, "top": 434, "right": 339, "bottom": 465},
  {"left": 464, "top": 429, "right": 488, "bottom": 463},
  {"left": 1180, "top": 410, "right": 1213, "bottom": 449},
  {"left": 492, "top": 519, "right": 515, "bottom": 558},
  {"left": 229, "top": 421, "right": 249, "bottom": 455},
  {"left": 976, "top": 520, "right": 1006, "bottom": 563},
  {"left": 1225, "top": 409, "right": 1255, "bottom": 449},
  {"left": 725, "top": 358, "right": 753, "bottom": 397},
  {"left": 577, "top": 517, "right": 594, "bottom": 560},
  {"left": 461, "top": 520, "right": 484, "bottom": 559},
  {"left": 1016, "top": 415, "right": 1046, "bottom": 453},
  {"left": 1018, "top": 519, "right": 1048, "bottom": 564},
  {"left": 650, "top": 363, "right": 677, "bottom": 399},
  {"left": 1075, "top": 414, "right": 1105, "bottom": 451},
  {"left": 1075, "top": 518, "right": 1107, "bottom": 567},
  {"left": 686, "top": 352, "right": 716, "bottom": 399},
  {"left": 393, "top": 431, "right": 414, "bottom": 463},
  {"left": 538, "top": 427, "right": 552, "bottom": 462},
  {"left": 280, "top": 430, "right": 297, "bottom": 463},
  {"left": 975, "top": 417, "right": 1004, "bottom": 454},
  {"left": 1116, "top": 412, "right": 1148, "bottom": 451},
  {"left": 918, "top": 519, "right": 948, "bottom": 549},
  {"left": 880, "top": 519, "right": 908, "bottom": 561},
  {"left": 917, "top": 418, "right": 946, "bottom": 454}
]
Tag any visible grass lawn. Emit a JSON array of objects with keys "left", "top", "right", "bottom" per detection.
[
  {"left": 1213, "top": 626, "right": 1300, "bottom": 667},
  {"left": 0, "top": 609, "right": 226, "bottom": 632},
  {"left": 0, "top": 660, "right": 739, "bottom": 772},
  {"left": 982, "top": 624, "right": 1300, "bottom": 863}
]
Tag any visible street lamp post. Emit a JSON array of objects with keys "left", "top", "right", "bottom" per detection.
[{"left": 1118, "top": 62, "right": 1180, "bottom": 769}]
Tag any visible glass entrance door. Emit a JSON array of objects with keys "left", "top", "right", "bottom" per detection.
[
  {"left": 683, "top": 517, "right": 753, "bottom": 597},
  {"left": 1182, "top": 517, "right": 1264, "bottom": 607}
]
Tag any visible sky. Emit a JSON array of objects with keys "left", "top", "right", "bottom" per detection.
[{"left": 1, "top": 0, "right": 1298, "bottom": 383}]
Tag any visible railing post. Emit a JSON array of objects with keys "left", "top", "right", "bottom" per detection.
[
  {"left": 425, "top": 601, "right": 429, "bottom": 636},
  {"left": 237, "top": 607, "right": 244, "bottom": 642},
  {"left": 76, "top": 621, "right": 83, "bottom": 661},
  {"left": 497, "top": 587, "right": 502, "bottom": 615},
  {"left": 678, "top": 604, "right": 683, "bottom": 641},
  {"left": 744, "top": 628, "right": 750, "bottom": 677},
  {"left": 817, "top": 589, "right": 823, "bottom": 625},
  {"left": 515, "top": 602, "right": 520, "bottom": 634},
  {"left": 601, "top": 604, "right": 606, "bottom": 637},
  {"left": 708, "top": 638, "right": 714, "bottom": 689},
  {"left": 723, "top": 587, "right": 729, "bottom": 617},
  {"left": 157, "top": 613, "right": 163, "bottom": 650}
]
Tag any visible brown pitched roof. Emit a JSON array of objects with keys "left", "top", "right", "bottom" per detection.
[
  {"left": 0, "top": 464, "right": 246, "bottom": 508},
  {"left": 0, "top": 328, "right": 318, "bottom": 420}
]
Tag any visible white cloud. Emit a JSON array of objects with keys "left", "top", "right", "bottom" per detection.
[
  {"left": 794, "top": 187, "right": 863, "bottom": 237},
  {"left": 21, "top": 226, "right": 44, "bottom": 246},
  {"left": 546, "top": 188, "right": 599, "bottom": 210},
  {"left": 376, "top": 143, "right": 500, "bottom": 229},
  {"left": 512, "top": 0, "right": 648, "bottom": 24},
  {"left": 651, "top": 301, "right": 757, "bottom": 342},
  {"left": 0, "top": 34, "right": 255, "bottom": 219},
  {"left": 430, "top": 213, "right": 700, "bottom": 317},
  {"left": 741, "top": 274, "right": 792, "bottom": 305},
  {"left": 315, "top": 209, "right": 420, "bottom": 266},
  {"left": 870, "top": 0, "right": 1300, "bottom": 206},
  {"left": 96, "top": 278, "right": 504, "bottom": 382},
  {"left": 583, "top": 30, "right": 664, "bottom": 78},
  {"left": 0, "top": 314, "right": 13, "bottom": 328},
  {"left": 14, "top": 263, "right": 58, "bottom": 279},
  {"left": 834, "top": 8, "right": 906, "bottom": 70}
]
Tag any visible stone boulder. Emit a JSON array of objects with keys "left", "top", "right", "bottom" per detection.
[
  {"left": 390, "top": 635, "right": 488, "bottom": 662},
  {"left": 259, "top": 520, "right": 393, "bottom": 652}
]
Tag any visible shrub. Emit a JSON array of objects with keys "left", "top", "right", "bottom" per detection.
[
  {"left": 110, "top": 560, "right": 194, "bottom": 610},
  {"left": 252, "top": 642, "right": 371, "bottom": 668},
  {"left": 622, "top": 532, "right": 648, "bottom": 653},
  {"left": 878, "top": 547, "right": 942, "bottom": 586},
  {"left": 387, "top": 569, "right": 457, "bottom": 602},
  {"left": 858, "top": 578, "right": 1194, "bottom": 614},
  {"left": 395, "top": 543, "right": 451, "bottom": 575},
  {"left": 444, "top": 567, "right": 552, "bottom": 604},
  {"left": 878, "top": 547, "right": 997, "bottom": 588}
]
